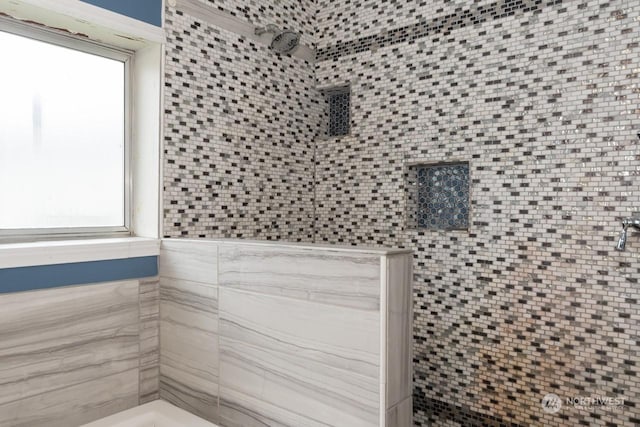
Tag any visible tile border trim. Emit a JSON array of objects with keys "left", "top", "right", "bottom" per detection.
[{"left": 316, "top": 0, "right": 563, "bottom": 61}]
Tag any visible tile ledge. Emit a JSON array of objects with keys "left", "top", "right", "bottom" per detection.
[
  {"left": 162, "top": 238, "right": 412, "bottom": 255},
  {"left": 0, "top": 237, "right": 160, "bottom": 269}
]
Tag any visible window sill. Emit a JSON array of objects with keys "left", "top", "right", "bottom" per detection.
[{"left": 0, "top": 237, "right": 160, "bottom": 269}]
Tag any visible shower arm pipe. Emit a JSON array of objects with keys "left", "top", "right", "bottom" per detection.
[
  {"left": 254, "top": 24, "right": 280, "bottom": 36},
  {"left": 615, "top": 216, "right": 640, "bottom": 251}
]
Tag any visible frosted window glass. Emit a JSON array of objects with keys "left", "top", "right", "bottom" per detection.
[{"left": 0, "top": 30, "right": 125, "bottom": 230}]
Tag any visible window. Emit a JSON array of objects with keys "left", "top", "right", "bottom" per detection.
[
  {"left": 407, "top": 162, "right": 470, "bottom": 230},
  {"left": 0, "top": 19, "right": 131, "bottom": 239}
]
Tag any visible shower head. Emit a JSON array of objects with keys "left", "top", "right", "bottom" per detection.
[
  {"left": 255, "top": 24, "right": 300, "bottom": 54},
  {"left": 271, "top": 30, "right": 300, "bottom": 54}
]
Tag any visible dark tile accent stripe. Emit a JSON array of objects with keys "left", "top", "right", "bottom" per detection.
[
  {"left": 316, "top": 0, "right": 562, "bottom": 61},
  {"left": 415, "top": 394, "right": 524, "bottom": 427},
  {"left": 0, "top": 256, "right": 158, "bottom": 293}
]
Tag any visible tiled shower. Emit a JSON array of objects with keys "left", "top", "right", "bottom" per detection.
[
  {"left": 0, "top": 0, "right": 638, "bottom": 426},
  {"left": 164, "top": 0, "right": 639, "bottom": 425}
]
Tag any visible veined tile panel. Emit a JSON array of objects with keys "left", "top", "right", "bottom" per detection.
[
  {"left": 159, "top": 277, "right": 219, "bottom": 423},
  {"left": 386, "top": 397, "right": 413, "bottom": 427},
  {"left": 0, "top": 370, "right": 138, "bottom": 427},
  {"left": 219, "top": 287, "right": 381, "bottom": 427},
  {"left": 385, "top": 254, "right": 413, "bottom": 410},
  {"left": 139, "top": 278, "right": 160, "bottom": 403},
  {"left": 159, "top": 239, "right": 218, "bottom": 285},
  {"left": 0, "top": 280, "right": 139, "bottom": 426},
  {"left": 218, "top": 243, "right": 381, "bottom": 310}
]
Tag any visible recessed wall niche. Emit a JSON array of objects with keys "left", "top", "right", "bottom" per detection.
[
  {"left": 323, "top": 85, "right": 350, "bottom": 137},
  {"left": 407, "top": 162, "right": 469, "bottom": 230}
]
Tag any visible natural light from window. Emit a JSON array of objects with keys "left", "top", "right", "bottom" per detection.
[{"left": 0, "top": 30, "right": 125, "bottom": 231}]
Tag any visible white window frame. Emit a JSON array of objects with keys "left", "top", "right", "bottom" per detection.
[{"left": 0, "top": 17, "right": 134, "bottom": 241}]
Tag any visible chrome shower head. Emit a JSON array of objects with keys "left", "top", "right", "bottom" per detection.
[
  {"left": 271, "top": 30, "right": 300, "bottom": 54},
  {"left": 255, "top": 24, "right": 300, "bottom": 54}
]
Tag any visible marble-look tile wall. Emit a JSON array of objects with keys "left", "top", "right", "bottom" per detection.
[
  {"left": 385, "top": 254, "right": 413, "bottom": 415},
  {"left": 159, "top": 278, "right": 219, "bottom": 421},
  {"left": 158, "top": 239, "right": 413, "bottom": 426},
  {"left": 158, "top": 240, "right": 220, "bottom": 423},
  {"left": 217, "top": 244, "right": 383, "bottom": 426},
  {"left": 139, "top": 278, "right": 161, "bottom": 404},
  {"left": 218, "top": 287, "right": 380, "bottom": 426},
  {"left": 0, "top": 280, "right": 154, "bottom": 427}
]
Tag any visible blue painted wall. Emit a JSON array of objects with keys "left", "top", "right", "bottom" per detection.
[
  {"left": 0, "top": 256, "right": 158, "bottom": 293},
  {"left": 80, "top": 0, "right": 162, "bottom": 27}
]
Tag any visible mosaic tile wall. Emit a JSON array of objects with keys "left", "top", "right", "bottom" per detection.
[
  {"left": 314, "top": 0, "right": 640, "bottom": 426},
  {"left": 163, "top": 0, "right": 321, "bottom": 240},
  {"left": 315, "top": 0, "right": 498, "bottom": 46}
]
